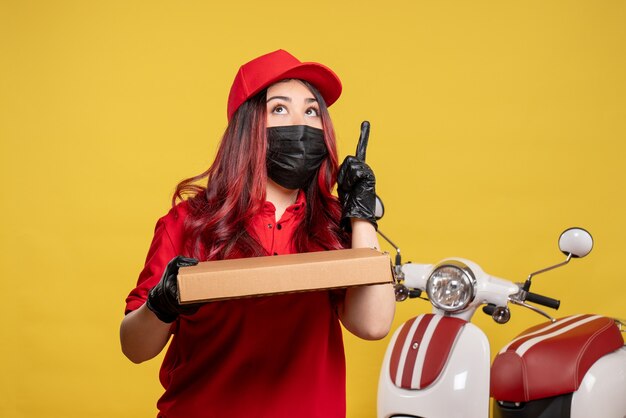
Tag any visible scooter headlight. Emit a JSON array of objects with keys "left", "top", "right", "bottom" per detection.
[{"left": 426, "top": 260, "right": 476, "bottom": 312}]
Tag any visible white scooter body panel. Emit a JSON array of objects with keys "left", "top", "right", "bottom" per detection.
[
  {"left": 570, "top": 346, "right": 626, "bottom": 418},
  {"left": 378, "top": 320, "right": 490, "bottom": 418}
]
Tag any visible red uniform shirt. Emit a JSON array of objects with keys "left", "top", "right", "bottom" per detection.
[{"left": 125, "top": 192, "right": 347, "bottom": 418}]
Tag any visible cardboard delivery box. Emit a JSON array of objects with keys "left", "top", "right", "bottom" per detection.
[{"left": 177, "top": 247, "right": 393, "bottom": 303}]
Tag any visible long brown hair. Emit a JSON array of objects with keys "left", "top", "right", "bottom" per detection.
[{"left": 173, "top": 81, "right": 348, "bottom": 261}]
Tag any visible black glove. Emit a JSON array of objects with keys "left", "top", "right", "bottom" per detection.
[
  {"left": 337, "top": 121, "right": 377, "bottom": 231},
  {"left": 146, "top": 255, "right": 200, "bottom": 323}
]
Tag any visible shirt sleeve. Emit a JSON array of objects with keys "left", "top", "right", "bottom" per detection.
[{"left": 124, "top": 203, "right": 188, "bottom": 314}]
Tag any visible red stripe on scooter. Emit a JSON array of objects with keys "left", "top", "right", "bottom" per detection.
[
  {"left": 401, "top": 314, "right": 434, "bottom": 389},
  {"left": 421, "top": 316, "right": 467, "bottom": 388},
  {"left": 502, "top": 314, "right": 593, "bottom": 353},
  {"left": 389, "top": 316, "right": 417, "bottom": 384}
]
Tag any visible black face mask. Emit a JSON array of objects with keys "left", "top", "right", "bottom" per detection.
[{"left": 266, "top": 125, "right": 328, "bottom": 190}]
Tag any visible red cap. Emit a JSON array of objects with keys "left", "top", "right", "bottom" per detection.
[{"left": 227, "top": 49, "right": 342, "bottom": 121}]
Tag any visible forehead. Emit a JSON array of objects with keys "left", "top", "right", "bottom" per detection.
[{"left": 267, "top": 79, "right": 316, "bottom": 98}]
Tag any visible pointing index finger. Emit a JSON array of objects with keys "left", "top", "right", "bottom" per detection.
[{"left": 356, "top": 120, "right": 370, "bottom": 162}]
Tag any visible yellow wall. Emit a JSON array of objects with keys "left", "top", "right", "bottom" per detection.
[{"left": 1, "top": 1, "right": 625, "bottom": 417}]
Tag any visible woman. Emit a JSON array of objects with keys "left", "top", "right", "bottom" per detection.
[{"left": 120, "top": 49, "right": 395, "bottom": 418}]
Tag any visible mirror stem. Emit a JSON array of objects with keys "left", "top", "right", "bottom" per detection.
[
  {"left": 523, "top": 253, "right": 572, "bottom": 291},
  {"left": 377, "top": 229, "right": 402, "bottom": 265}
]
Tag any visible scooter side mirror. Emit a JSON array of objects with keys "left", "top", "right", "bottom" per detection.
[
  {"left": 559, "top": 227, "right": 593, "bottom": 258},
  {"left": 375, "top": 195, "right": 385, "bottom": 220}
]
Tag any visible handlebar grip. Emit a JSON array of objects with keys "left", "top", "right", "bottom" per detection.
[{"left": 526, "top": 292, "right": 561, "bottom": 310}]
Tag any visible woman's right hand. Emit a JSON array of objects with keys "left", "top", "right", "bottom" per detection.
[
  {"left": 337, "top": 121, "right": 377, "bottom": 231},
  {"left": 146, "top": 255, "right": 201, "bottom": 323}
]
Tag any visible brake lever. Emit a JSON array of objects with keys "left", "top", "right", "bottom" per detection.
[{"left": 509, "top": 297, "right": 556, "bottom": 323}]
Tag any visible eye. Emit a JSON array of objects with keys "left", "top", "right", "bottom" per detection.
[
  {"left": 271, "top": 105, "right": 288, "bottom": 115},
  {"left": 305, "top": 106, "right": 320, "bottom": 117}
]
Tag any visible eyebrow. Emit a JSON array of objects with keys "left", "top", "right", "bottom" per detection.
[
  {"left": 266, "top": 96, "right": 318, "bottom": 104},
  {"left": 267, "top": 95, "right": 291, "bottom": 103}
]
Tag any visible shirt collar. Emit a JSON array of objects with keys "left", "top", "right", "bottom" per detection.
[{"left": 260, "top": 189, "right": 306, "bottom": 222}]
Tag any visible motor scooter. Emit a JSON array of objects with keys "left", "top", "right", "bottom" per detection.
[{"left": 375, "top": 220, "right": 626, "bottom": 418}]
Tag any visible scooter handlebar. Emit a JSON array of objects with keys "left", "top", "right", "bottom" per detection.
[
  {"left": 400, "top": 263, "right": 433, "bottom": 290},
  {"left": 525, "top": 292, "right": 561, "bottom": 310}
]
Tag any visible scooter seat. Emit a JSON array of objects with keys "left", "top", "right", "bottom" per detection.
[{"left": 491, "top": 314, "right": 623, "bottom": 402}]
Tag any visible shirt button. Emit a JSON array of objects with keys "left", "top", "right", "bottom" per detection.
[
  {"left": 276, "top": 224, "right": 282, "bottom": 230},
  {"left": 267, "top": 224, "right": 273, "bottom": 229}
]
